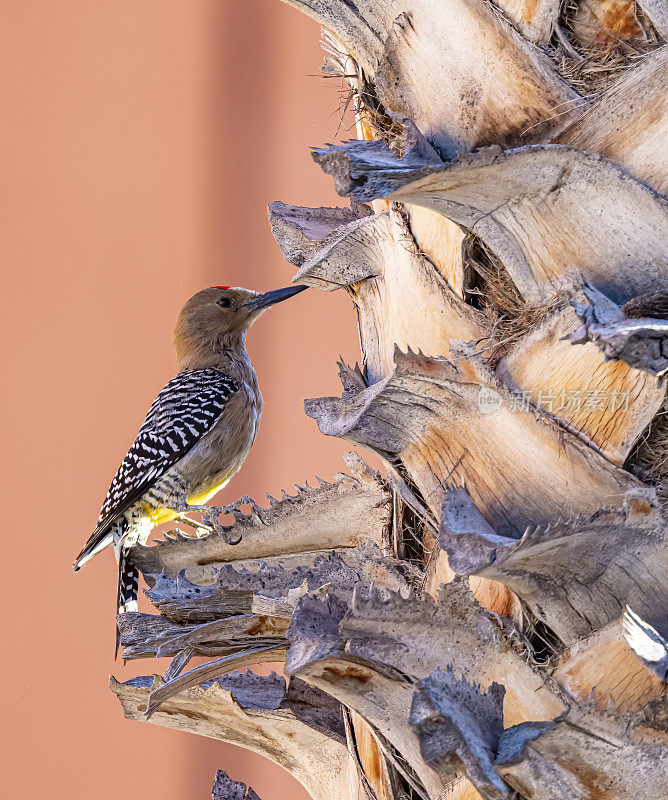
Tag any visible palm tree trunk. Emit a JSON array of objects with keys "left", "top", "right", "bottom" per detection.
[{"left": 111, "top": 2, "right": 667, "bottom": 798}]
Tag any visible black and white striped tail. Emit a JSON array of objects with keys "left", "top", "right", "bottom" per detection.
[
  {"left": 117, "top": 546, "right": 139, "bottom": 616},
  {"left": 114, "top": 518, "right": 139, "bottom": 658}
]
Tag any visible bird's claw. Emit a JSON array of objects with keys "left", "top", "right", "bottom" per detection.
[{"left": 173, "top": 501, "right": 245, "bottom": 545}]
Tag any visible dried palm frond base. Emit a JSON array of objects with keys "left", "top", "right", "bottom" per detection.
[
  {"left": 627, "top": 396, "right": 668, "bottom": 492},
  {"left": 462, "top": 232, "right": 572, "bottom": 364},
  {"left": 321, "top": 28, "right": 413, "bottom": 157},
  {"left": 550, "top": 2, "right": 664, "bottom": 98}
]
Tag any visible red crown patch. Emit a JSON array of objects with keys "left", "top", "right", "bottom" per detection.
[{"left": 211, "top": 285, "right": 230, "bottom": 290}]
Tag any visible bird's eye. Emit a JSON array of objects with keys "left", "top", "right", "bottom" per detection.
[{"left": 216, "top": 297, "right": 232, "bottom": 309}]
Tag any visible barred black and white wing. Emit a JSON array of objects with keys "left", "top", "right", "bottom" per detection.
[{"left": 74, "top": 368, "right": 238, "bottom": 569}]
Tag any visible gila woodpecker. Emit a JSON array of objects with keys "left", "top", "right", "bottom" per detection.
[{"left": 74, "top": 284, "right": 308, "bottom": 623}]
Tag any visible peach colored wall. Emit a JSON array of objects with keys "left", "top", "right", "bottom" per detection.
[{"left": 1, "top": 2, "right": 358, "bottom": 798}]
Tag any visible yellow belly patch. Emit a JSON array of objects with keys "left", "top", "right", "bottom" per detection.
[
  {"left": 146, "top": 506, "right": 179, "bottom": 526},
  {"left": 187, "top": 475, "right": 232, "bottom": 506}
]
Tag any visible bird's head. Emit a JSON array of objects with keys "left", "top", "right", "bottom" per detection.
[{"left": 174, "top": 284, "right": 308, "bottom": 368}]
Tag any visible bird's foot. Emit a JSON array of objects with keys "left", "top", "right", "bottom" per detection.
[
  {"left": 173, "top": 513, "right": 210, "bottom": 533},
  {"left": 172, "top": 502, "right": 243, "bottom": 545}
]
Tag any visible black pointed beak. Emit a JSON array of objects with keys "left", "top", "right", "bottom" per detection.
[{"left": 244, "top": 284, "right": 308, "bottom": 311}]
